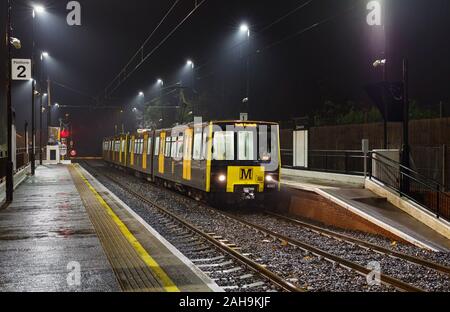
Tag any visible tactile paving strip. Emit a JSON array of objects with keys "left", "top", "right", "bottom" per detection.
[{"left": 68, "top": 165, "right": 177, "bottom": 292}]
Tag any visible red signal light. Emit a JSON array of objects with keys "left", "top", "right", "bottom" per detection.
[
  {"left": 70, "top": 150, "right": 77, "bottom": 157},
  {"left": 60, "top": 129, "right": 70, "bottom": 138}
]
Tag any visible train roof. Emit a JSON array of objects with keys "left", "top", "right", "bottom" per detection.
[{"left": 103, "top": 120, "right": 279, "bottom": 139}]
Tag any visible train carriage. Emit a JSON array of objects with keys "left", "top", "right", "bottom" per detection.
[{"left": 103, "top": 120, "right": 281, "bottom": 204}]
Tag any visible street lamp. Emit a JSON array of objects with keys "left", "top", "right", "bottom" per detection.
[
  {"left": 33, "top": 5, "right": 45, "bottom": 15},
  {"left": 240, "top": 23, "right": 250, "bottom": 37}
]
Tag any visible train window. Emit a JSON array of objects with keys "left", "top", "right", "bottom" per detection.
[
  {"left": 202, "top": 128, "right": 208, "bottom": 160},
  {"left": 193, "top": 132, "right": 202, "bottom": 161},
  {"left": 155, "top": 137, "right": 160, "bottom": 156},
  {"left": 139, "top": 139, "right": 144, "bottom": 154},
  {"left": 165, "top": 137, "right": 171, "bottom": 157},
  {"left": 238, "top": 131, "right": 256, "bottom": 161},
  {"left": 147, "top": 138, "right": 153, "bottom": 155},
  {"left": 213, "top": 131, "right": 234, "bottom": 161},
  {"left": 176, "top": 136, "right": 184, "bottom": 159},
  {"left": 171, "top": 137, "right": 177, "bottom": 158},
  {"left": 122, "top": 140, "right": 126, "bottom": 153}
]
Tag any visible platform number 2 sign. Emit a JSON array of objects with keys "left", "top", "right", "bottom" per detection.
[
  {"left": 11, "top": 59, "right": 31, "bottom": 81},
  {"left": 366, "top": 1, "right": 382, "bottom": 26}
]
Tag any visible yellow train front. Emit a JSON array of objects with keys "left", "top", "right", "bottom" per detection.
[{"left": 103, "top": 120, "right": 281, "bottom": 205}]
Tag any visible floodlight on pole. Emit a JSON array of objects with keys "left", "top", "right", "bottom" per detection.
[{"left": 240, "top": 23, "right": 250, "bottom": 37}]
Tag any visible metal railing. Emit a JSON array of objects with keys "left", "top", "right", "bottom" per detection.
[
  {"left": 369, "top": 152, "right": 450, "bottom": 222},
  {"left": 281, "top": 149, "right": 367, "bottom": 175}
]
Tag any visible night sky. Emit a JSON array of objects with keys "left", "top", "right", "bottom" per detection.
[{"left": 4, "top": 0, "right": 450, "bottom": 155}]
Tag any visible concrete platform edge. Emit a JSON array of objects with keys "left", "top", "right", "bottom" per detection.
[
  {"left": 282, "top": 168, "right": 365, "bottom": 187},
  {"left": 283, "top": 180, "right": 440, "bottom": 251},
  {"left": 366, "top": 179, "right": 450, "bottom": 241},
  {"left": 78, "top": 165, "right": 224, "bottom": 292}
]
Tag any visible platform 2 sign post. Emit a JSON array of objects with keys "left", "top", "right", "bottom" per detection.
[{"left": 11, "top": 59, "right": 31, "bottom": 81}]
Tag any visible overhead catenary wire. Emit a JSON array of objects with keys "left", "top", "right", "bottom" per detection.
[
  {"left": 195, "top": 0, "right": 315, "bottom": 72},
  {"left": 100, "top": 0, "right": 207, "bottom": 101},
  {"left": 101, "top": 0, "right": 181, "bottom": 99},
  {"left": 195, "top": 1, "right": 358, "bottom": 81}
]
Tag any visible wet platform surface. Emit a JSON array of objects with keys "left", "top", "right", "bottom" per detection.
[
  {"left": 281, "top": 173, "right": 450, "bottom": 252},
  {"left": 0, "top": 165, "right": 219, "bottom": 292},
  {"left": 0, "top": 165, "right": 119, "bottom": 292}
]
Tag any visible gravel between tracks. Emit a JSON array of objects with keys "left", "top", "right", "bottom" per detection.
[{"left": 83, "top": 162, "right": 401, "bottom": 292}]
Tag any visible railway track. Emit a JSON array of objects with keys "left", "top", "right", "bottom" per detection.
[
  {"left": 82, "top": 162, "right": 301, "bottom": 292},
  {"left": 82, "top": 161, "right": 438, "bottom": 292},
  {"left": 265, "top": 212, "right": 450, "bottom": 276}
]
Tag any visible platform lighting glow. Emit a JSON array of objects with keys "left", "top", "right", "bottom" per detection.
[
  {"left": 139, "top": 91, "right": 144, "bottom": 96},
  {"left": 187, "top": 60, "right": 194, "bottom": 68},
  {"left": 240, "top": 23, "right": 250, "bottom": 37},
  {"left": 43, "top": 93, "right": 47, "bottom": 96},
  {"left": 54, "top": 103, "right": 60, "bottom": 108},
  {"left": 218, "top": 175, "right": 226, "bottom": 182},
  {"left": 266, "top": 175, "right": 274, "bottom": 182},
  {"left": 34, "top": 5, "right": 45, "bottom": 14},
  {"left": 42, "top": 52, "right": 49, "bottom": 58},
  {"left": 157, "top": 79, "right": 163, "bottom": 85}
]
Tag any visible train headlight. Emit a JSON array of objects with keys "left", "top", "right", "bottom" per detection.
[
  {"left": 218, "top": 175, "right": 227, "bottom": 182},
  {"left": 266, "top": 175, "right": 274, "bottom": 182}
]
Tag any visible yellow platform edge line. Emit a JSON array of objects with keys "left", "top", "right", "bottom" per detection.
[{"left": 72, "top": 164, "right": 180, "bottom": 292}]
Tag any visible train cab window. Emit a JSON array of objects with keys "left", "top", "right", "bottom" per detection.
[
  {"left": 213, "top": 131, "right": 234, "bottom": 161},
  {"left": 155, "top": 137, "right": 160, "bottom": 156},
  {"left": 193, "top": 132, "right": 202, "bottom": 161},
  {"left": 238, "top": 131, "right": 256, "bottom": 161},
  {"left": 164, "top": 137, "right": 171, "bottom": 157}
]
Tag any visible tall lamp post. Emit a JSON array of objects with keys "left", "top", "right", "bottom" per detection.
[
  {"left": 186, "top": 60, "right": 195, "bottom": 114},
  {"left": 31, "top": 4, "right": 45, "bottom": 174},
  {"left": 6, "top": 0, "right": 22, "bottom": 202},
  {"left": 39, "top": 52, "right": 48, "bottom": 165},
  {"left": 239, "top": 23, "right": 251, "bottom": 115},
  {"left": 373, "top": 58, "right": 388, "bottom": 149},
  {"left": 400, "top": 58, "right": 410, "bottom": 193}
]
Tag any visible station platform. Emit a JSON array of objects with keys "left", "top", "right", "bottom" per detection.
[
  {"left": 0, "top": 164, "right": 220, "bottom": 292},
  {"left": 280, "top": 169, "right": 450, "bottom": 252}
]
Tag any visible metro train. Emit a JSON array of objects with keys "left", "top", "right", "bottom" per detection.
[{"left": 103, "top": 120, "right": 281, "bottom": 204}]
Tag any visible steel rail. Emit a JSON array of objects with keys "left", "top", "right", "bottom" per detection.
[
  {"left": 216, "top": 210, "right": 424, "bottom": 292},
  {"left": 83, "top": 163, "right": 302, "bottom": 293},
  {"left": 265, "top": 211, "right": 450, "bottom": 276},
  {"left": 86, "top": 161, "right": 424, "bottom": 292}
]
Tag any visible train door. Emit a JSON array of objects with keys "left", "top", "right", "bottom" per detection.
[
  {"left": 158, "top": 132, "right": 166, "bottom": 175},
  {"left": 183, "top": 128, "right": 193, "bottom": 182},
  {"left": 190, "top": 125, "right": 205, "bottom": 190},
  {"left": 142, "top": 133, "right": 148, "bottom": 171}
]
